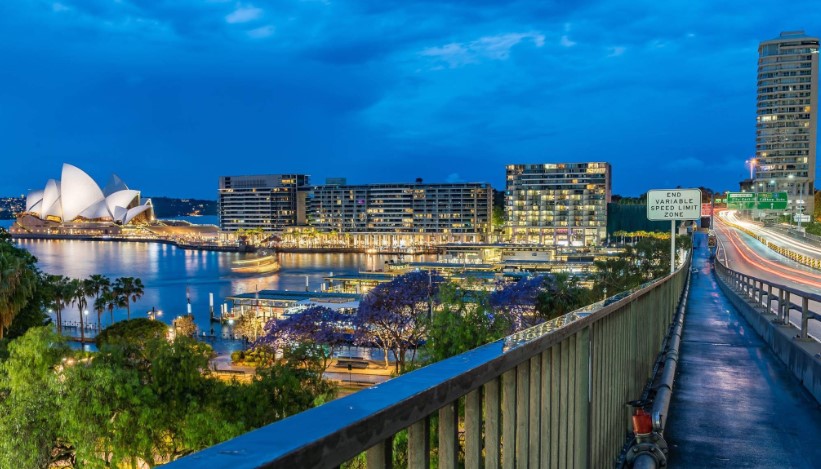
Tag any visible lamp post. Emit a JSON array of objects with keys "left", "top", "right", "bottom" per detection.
[
  {"left": 788, "top": 174, "right": 796, "bottom": 225},
  {"left": 746, "top": 158, "right": 757, "bottom": 180},
  {"left": 148, "top": 306, "right": 162, "bottom": 321}
]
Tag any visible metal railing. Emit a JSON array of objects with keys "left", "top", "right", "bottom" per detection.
[
  {"left": 168, "top": 257, "right": 690, "bottom": 469},
  {"left": 714, "top": 260, "right": 821, "bottom": 341}
]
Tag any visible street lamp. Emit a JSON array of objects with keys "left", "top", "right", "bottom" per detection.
[
  {"left": 745, "top": 158, "right": 757, "bottom": 180},
  {"left": 148, "top": 307, "right": 162, "bottom": 321}
]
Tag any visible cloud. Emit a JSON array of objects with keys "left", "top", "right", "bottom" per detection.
[
  {"left": 52, "top": 3, "right": 70, "bottom": 12},
  {"left": 560, "top": 35, "right": 576, "bottom": 47},
  {"left": 420, "top": 32, "right": 545, "bottom": 68},
  {"left": 607, "top": 46, "right": 626, "bottom": 57},
  {"left": 225, "top": 4, "right": 262, "bottom": 24},
  {"left": 247, "top": 24, "right": 274, "bottom": 38},
  {"left": 445, "top": 172, "right": 463, "bottom": 183}
]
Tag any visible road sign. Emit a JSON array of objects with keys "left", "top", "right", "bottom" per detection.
[
  {"left": 726, "top": 192, "right": 756, "bottom": 209},
  {"left": 755, "top": 192, "right": 787, "bottom": 210},
  {"left": 646, "top": 189, "right": 702, "bottom": 221},
  {"left": 701, "top": 203, "right": 713, "bottom": 217}
]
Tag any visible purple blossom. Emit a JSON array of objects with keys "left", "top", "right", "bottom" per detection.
[
  {"left": 489, "top": 276, "right": 546, "bottom": 332},
  {"left": 355, "top": 271, "right": 444, "bottom": 372}
]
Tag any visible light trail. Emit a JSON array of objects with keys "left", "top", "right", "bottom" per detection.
[
  {"left": 720, "top": 210, "right": 821, "bottom": 257},
  {"left": 716, "top": 218, "right": 821, "bottom": 289}
]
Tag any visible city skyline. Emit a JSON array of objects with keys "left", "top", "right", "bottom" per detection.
[{"left": 1, "top": 1, "right": 820, "bottom": 199}]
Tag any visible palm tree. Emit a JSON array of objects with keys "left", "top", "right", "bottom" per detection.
[
  {"left": 113, "top": 277, "right": 144, "bottom": 320},
  {"left": 69, "top": 279, "right": 89, "bottom": 344},
  {"left": 0, "top": 252, "right": 37, "bottom": 340},
  {"left": 84, "top": 274, "right": 111, "bottom": 330},
  {"left": 99, "top": 289, "right": 125, "bottom": 326},
  {"left": 47, "top": 274, "right": 71, "bottom": 335}
]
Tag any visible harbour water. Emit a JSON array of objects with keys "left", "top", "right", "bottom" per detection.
[{"left": 3, "top": 218, "right": 427, "bottom": 352}]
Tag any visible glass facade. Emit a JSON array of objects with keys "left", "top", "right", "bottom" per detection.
[
  {"left": 218, "top": 174, "right": 309, "bottom": 231},
  {"left": 755, "top": 31, "right": 818, "bottom": 216},
  {"left": 505, "top": 162, "right": 611, "bottom": 246}
]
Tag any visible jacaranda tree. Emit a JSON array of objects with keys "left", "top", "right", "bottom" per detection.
[
  {"left": 489, "top": 275, "right": 547, "bottom": 332},
  {"left": 355, "top": 271, "right": 444, "bottom": 373},
  {"left": 256, "top": 306, "right": 350, "bottom": 370}
]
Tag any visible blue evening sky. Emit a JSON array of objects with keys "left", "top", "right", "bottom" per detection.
[{"left": 1, "top": 1, "right": 818, "bottom": 199}]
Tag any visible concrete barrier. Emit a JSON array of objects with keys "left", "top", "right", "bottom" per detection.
[{"left": 715, "top": 274, "right": 821, "bottom": 404}]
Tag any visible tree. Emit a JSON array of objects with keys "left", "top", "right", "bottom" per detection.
[
  {"left": 46, "top": 274, "right": 72, "bottom": 335},
  {"left": 355, "top": 271, "right": 444, "bottom": 373},
  {"left": 489, "top": 275, "right": 547, "bottom": 332},
  {"left": 0, "top": 248, "right": 38, "bottom": 339},
  {"left": 96, "top": 318, "right": 168, "bottom": 350},
  {"left": 0, "top": 327, "right": 73, "bottom": 468},
  {"left": 234, "top": 312, "right": 265, "bottom": 342},
  {"left": 426, "top": 283, "right": 509, "bottom": 363},
  {"left": 173, "top": 315, "right": 198, "bottom": 338},
  {"left": 113, "top": 276, "right": 145, "bottom": 320},
  {"left": 535, "top": 273, "right": 592, "bottom": 322},
  {"left": 256, "top": 306, "right": 350, "bottom": 370},
  {"left": 84, "top": 274, "right": 111, "bottom": 331},
  {"left": 68, "top": 278, "right": 90, "bottom": 344}
]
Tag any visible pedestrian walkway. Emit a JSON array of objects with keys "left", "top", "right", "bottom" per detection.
[{"left": 665, "top": 238, "right": 821, "bottom": 467}]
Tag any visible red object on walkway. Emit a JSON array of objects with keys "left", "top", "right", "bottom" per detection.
[{"left": 632, "top": 408, "right": 653, "bottom": 435}]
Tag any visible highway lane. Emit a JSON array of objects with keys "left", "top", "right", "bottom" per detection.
[
  {"left": 719, "top": 210, "right": 821, "bottom": 259},
  {"left": 713, "top": 214, "right": 821, "bottom": 340}
]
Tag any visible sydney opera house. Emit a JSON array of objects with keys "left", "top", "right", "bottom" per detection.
[{"left": 18, "top": 164, "right": 154, "bottom": 230}]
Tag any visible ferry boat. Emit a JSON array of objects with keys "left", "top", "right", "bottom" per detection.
[{"left": 231, "top": 255, "right": 281, "bottom": 274}]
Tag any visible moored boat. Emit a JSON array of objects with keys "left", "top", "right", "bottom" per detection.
[{"left": 231, "top": 255, "right": 281, "bottom": 274}]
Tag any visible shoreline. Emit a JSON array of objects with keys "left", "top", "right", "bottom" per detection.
[{"left": 10, "top": 232, "right": 438, "bottom": 255}]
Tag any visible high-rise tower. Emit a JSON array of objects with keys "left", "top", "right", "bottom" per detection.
[{"left": 755, "top": 31, "right": 819, "bottom": 217}]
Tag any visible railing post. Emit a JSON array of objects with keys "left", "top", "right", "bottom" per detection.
[
  {"left": 767, "top": 285, "right": 773, "bottom": 313},
  {"left": 484, "top": 379, "right": 501, "bottom": 469},
  {"left": 784, "top": 291, "right": 791, "bottom": 326},
  {"left": 800, "top": 296, "right": 810, "bottom": 340},
  {"left": 366, "top": 436, "right": 393, "bottom": 469},
  {"left": 502, "top": 369, "right": 516, "bottom": 469},
  {"left": 408, "top": 417, "right": 430, "bottom": 469},
  {"left": 575, "top": 327, "right": 590, "bottom": 469},
  {"left": 778, "top": 289, "right": 786, "bottom": 323},
  {"left": 515, "top": 362, "right": 530, "bottom": 466},
  {"left": 465, "top": 389, "right": 482, "bottom": 469},
  {"left": 438, "top": 402, "right": 458, "bottom": 469}
]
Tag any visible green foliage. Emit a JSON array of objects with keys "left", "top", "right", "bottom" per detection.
[
  {"left": 0, "top": 243, "right": 39, "bottom": 339},
  {"left": 95, "top": 317, "right": 168, "bottom": 349},
  {"left": 0, "top": 327, "right": 72, "bottom": 469},
  {"left": 426, "top": 283, "right": 509, "bottom": 363},
  {"left": 805, "top": 222, "right": 821, "bottom": 236},
  {"left": 0, "top": 326, "right": 335, "bottom": 466},
  {"left": 535, "top": 273, "right": 593, "bottom": 321}
]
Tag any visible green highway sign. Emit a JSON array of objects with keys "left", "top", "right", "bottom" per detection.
[
  {"left": 726, "top": 192, "right": 756, "bottom": 209},
  {"left": 726, "top": 191, "right": 788, "bottom": 210},
  {"left": 755, "top": 192, "right": 787, "bottom": 210}
]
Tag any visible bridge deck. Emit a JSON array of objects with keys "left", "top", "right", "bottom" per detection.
[{"left": 666, "top": 237, "right": 821, "bottom": 467}]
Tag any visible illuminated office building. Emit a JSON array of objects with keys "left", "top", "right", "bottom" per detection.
[
  {"left": 218, "top": 174, "right": 309, "bottom": 232},
  {"left": 755, "top": 31, "right": 819, "bottom": 216},
  {"left": 506, "top": 162, "right": 611, "bottom": 246},
  {"left": 308, "top": 180, "right": 492, "bottom": 247}
]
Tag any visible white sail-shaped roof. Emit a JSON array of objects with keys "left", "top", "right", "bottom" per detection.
[
  {"left": 103, "top": 174, "right": 129, "bottom": 197},
  {"left": 60, "top": 164, "right": 106, "bottom": 221},
  {"left": 113, "top": 206, "right": 129, "bottom": 223},
  {"left": 123, "top": 203, "right": 153, "bottom": 224},
  {"left": 78, "top": 199, "right": 113, "bottom": 220},
  {"left": 28, "top": 199, "right": 43, "bottom": 214},
  {"left": 26, "top": 190, "right": 44, "bottom": 212},
  {"left": 41, "top": 179, "right": 62, "bottom": 220},
  {"left": 105, "top": 190, "right": 139, "bottom": 216}
]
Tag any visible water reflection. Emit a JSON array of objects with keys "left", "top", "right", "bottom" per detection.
[{"left": 15, "top": 239, "right": 431, "bottom": 340}]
